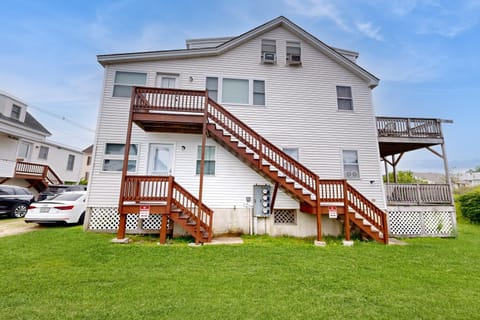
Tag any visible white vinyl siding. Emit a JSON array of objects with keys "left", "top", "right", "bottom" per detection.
[
  {"left": 113, "top": 71, "right": 147, "bottom": 97},
  {"left": 88, "top": 25, "right": 385, "bottom": 210}
]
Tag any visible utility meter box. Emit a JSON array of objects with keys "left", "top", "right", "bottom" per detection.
[{"left": 253, "top": 184, "right": 271, "bottom": 217}]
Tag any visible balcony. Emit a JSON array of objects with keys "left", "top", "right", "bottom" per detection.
[{"left": 384, "top": 183, "right": 452, "bottom": 205}]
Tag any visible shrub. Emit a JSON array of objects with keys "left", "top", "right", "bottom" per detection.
[{"left": 458, "top": 191, "right": 480, "bottom": 223}]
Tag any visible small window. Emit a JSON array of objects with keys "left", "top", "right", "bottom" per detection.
[
  {"left": 222, "top": 78, "right": 249, "bottom": 104},
  {"left": 337, "top": 86, "right": 353, "bottom": 111},
  {"left": 66, "top": 154, "right": 75, "bottom": 171},
  {"left": 102, "top": 143, "right": 138, "bottom": 172},
  {"left": 86, "top": 156, "right": 91, "bottom": 166},
  {"left": 343, "top": 150, "right": 360, "bottom": 179},
  {"left": 11, "top": 105, "right": 21, "bottom": 120},
  {"left": 196, "top": 146, "right": 215, "bottom": 175},
  {"left": 38, "top": 146, "right": 49, "bottom": 160},
  {"left": 261, "top": 39, "right": 276, "bottom": 63},
  {"left": 286, "top": 41, "right": 301, "bottom": 64},
  {"left": 156, "top": 74, "right": 178, "bottom": 89},
  {"left": 206, "top": 77, "right": 218, "bottom": 101},
  {"left": 113, "top": 71, "right": 147, "bottom": 98},
  {"left": 18, "top": 141, "right": 32, "bottom": 159},
  {"left": 253, "top": 80, "right": 265, "bottom": 105},
  {"left": 283, "top": 148, "right": 299, "bottom": 161}
]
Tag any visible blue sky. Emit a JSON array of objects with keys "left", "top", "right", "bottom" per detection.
[{"left": 0, "top": 0, "right": 479, "bottom": 172}]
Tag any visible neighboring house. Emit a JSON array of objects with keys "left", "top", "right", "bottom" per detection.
[
  {"left": 86, "top": 16, "right": 455, "bottom": 243},
  {"left": 80, "top": 144, "right": 93, "bottom": 182},
  {"left": 458, "top": 172, "right": 480, "bottom": 187},
  {"left": 413, "top": 172, "right": 446, "bottom": 184},
  {"left": 0, "top": 90, "right": 85, "bottom": 195}
]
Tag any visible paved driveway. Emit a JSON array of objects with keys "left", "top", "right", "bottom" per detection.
[{"left": 0, "top": 218, "right": 40, "bottom": 238}]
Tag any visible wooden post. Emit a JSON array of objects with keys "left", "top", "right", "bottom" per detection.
[
  {"left": 116, "top": 87, "right": 136, "bottom": 240},
  {"left": 258, "top": 136, "right": 263, "bottom": 169},
  {"left": 343, "top": 180, "right": 350, "bottom": 241},
  {"left": 315, "top": 177, "right": 322, "bottom": 241},
  {"left": 195, "top": 91, "right": 209, "bottom": 244},
  {"left": 270, "top": 182, "right": 279, "bottom": 214},
  {"left": 438, "top": 121, "right": 454, "bottom": 204},
  {"left": 160, "top": 176, "right": 174, "bottom": 244}
]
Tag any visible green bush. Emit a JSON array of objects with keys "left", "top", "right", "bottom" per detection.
[{"left": 458, "top": 190, "right": 480, "bottom": 223}]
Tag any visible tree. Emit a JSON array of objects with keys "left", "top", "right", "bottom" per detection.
[
  {"left": 467, "top": 165, "right": 480, "bottom": 173},
  {"left": 382, "top": 170, "right": 428, "bottom": 183}
]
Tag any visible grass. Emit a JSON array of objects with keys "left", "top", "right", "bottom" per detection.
[{"left": 1, "top": 224, "right": 479, "bottom": 319}]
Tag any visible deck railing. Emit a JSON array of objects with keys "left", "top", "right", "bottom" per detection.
[
  {"left": 376, "top": 117, "right": 442, "bottom": 138},
  {"left": 385, "top": 183, "right": 452, "bottom": 205},
  {"left": 14, "top": 160, "right": 62, "bottom": 185},
  {"left": 122, "top": 175, "right": 213, "bottom": 237}
]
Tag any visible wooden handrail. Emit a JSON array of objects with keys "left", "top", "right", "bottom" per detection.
[
  {"left": 207, "top": 98, "right": 317, "bottom": 195},
  {"left": 14, "top": 160, "right": 62, "bottom": 185},
  {"left": 376, "top": 116, "right": 442, "bottom": 138},
  {"left": 384, "top": 183, "right": 452, "bottom": 205}
]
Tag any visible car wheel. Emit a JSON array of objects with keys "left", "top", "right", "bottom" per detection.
[
  {"left": 78, "top": 212, "right": 85, "bottom": 225},
  {"left": 11, "top": 203, "right": 28, "bottom": 218}
]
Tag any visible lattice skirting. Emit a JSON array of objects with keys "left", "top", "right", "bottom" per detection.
[
  {"left": 387, "top": 206, "right": 457, "bottom": 237},
  {"left": 88, "top": 207, "right": 162, "bottom": 233}
]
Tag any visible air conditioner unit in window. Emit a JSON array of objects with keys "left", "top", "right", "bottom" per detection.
[
  {"left": 262, "top": 52, "right": 276, "bottom": 64},
  {"left": 287, "top": 54, "right": 302, "bottom": 65}
]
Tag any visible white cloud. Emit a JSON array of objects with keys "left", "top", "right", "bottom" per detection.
[
  {"left": 285, "top": 0, "right": 350, "bottom": 31},
  {"left": 355, "top": 22, "right": 383, "bottom": 41}
]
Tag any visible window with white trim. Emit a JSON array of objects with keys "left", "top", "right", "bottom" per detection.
[
  {"left": 337, "top": 86, "right": 353, "bottom": 111},
  {"left": 286, "top": 41, "right": 301, "bottom": 64},
  {"left": 206, "top": 77, "right": 218, "bottom": 101},
  {"left": 156, "top": 74, "right": 178, "bottom": 88},
  {"left": 261, "top": 39, "right": 276, "bottom": 63},
  {"left": 113, "top": 71, "right": 147, "bottom": 98},
  {"left": 343, "top": 150, "right": 360, "bottom": 179},
  {"left": 11, "top": 104, "right": 21, "bottom": 120},
  {"left": 205, "top": 77, "right": 265, "bottom": 105},
  {"left": 283, "top": 148, "right": 299, "bottom": 161},
  {"left": 18, "top": 141, "right": 32, "bottom": 159},
  {"left": 38, "top": 146, "right": 49, "bottom": 160},
  {"left": 196, "top": 146, "right": 215, "bottom": 175},
  {"left": 66, "top": 154, "right": 75, "bottom": 171},
  {"left": 102, "top": 143, "right": 138, "bottom": 172}
]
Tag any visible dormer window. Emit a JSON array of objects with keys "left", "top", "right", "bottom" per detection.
[
  {"left": 286, "top": 41, "right": 301, "bottom": 65},
  {"left": 11, "top": 104, "right": 21, "bottom": 120},
  {"left": 261, "top": 39, "right": 276, "bottom": 64}
]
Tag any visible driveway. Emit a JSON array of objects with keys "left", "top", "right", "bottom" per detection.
[{"left": 0, "top": 218, "right": 40, "bottom": 238}]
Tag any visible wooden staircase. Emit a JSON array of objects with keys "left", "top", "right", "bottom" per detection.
[
  {"left": 118, "top": 176, "right": 213, "bottom": 244},
  {"left": 119, "top": 87, "right": 389, "bottom": 244},
  {"left": 13, "top": 160, "right": 63, "bottom": 192}
]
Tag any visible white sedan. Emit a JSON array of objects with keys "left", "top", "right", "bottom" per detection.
[{"left": 25, "top": 191, "right": 87, "bottom": 224}]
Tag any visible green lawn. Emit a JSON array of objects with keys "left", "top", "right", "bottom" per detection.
[{"left": 1, "top": 224, "right": 479, "bottom": 320}]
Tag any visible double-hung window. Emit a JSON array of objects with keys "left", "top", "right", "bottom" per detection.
[
  {"left": 102, "top": 143, "right": 138, "bottom": 172},
  {"left": 196, "top": 146, "right": 215, "bottom": 175},
  {"left": 205, "top": 77, "right": 265, "bottom": 106},
  {"left": 113, "top": 71, "right": 147, "bottom": 98},
  {"left": 261, "top": 39, "right": 277, "bottom": 63},
  {"left": 286, "top": 41, "right": 301, "bottom": 64},
  {"left": 337, "top": 86, "right": 353, "bottom": 111},
  {"left": 11, "top": 105, "right": 21, "bottom": 120},
  {"left": 38, "top": 146, "right": 49, "bottom": 160},
  {"left": 343, "top": 150, "right": 360, "bottom": 179},
  {"left": 66, "top": 155, "right": 75, "bottom": 171}
]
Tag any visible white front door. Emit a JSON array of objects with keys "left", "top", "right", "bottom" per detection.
[{"left": 148, "top": 144, "right": 174, "bottom": 175}]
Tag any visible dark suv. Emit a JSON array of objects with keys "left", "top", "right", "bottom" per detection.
[
  {"left": 0, "top": 185, "right": 35, "bottom": 218},
  {"left": 37, "top": 185, "right": 87, "bottom": 201}
]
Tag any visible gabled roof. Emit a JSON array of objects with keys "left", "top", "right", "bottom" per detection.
[
  {"left": 82, "top": 144, "right": 93, "bottom": 153},
  {"left": 97, "top": 16, "right": 379, "bottom": 88},
  {"left": 0, "top": 111, "right": 51, "bottom": 136}
]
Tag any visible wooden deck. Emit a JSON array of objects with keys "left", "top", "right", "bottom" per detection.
[
  {"left": 376, "top": 116, "right": 449, "bottom": 157},
  {"left": 385, "top": 183, "right": 452, "bottom": 205}
]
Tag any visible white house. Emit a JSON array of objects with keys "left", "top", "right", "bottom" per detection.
[
  {"left": 86, "top": 17, "right": 455, "bottom": 243},
  {"left": 0, "top": 90, "right": 85, "bottom": 195}
]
